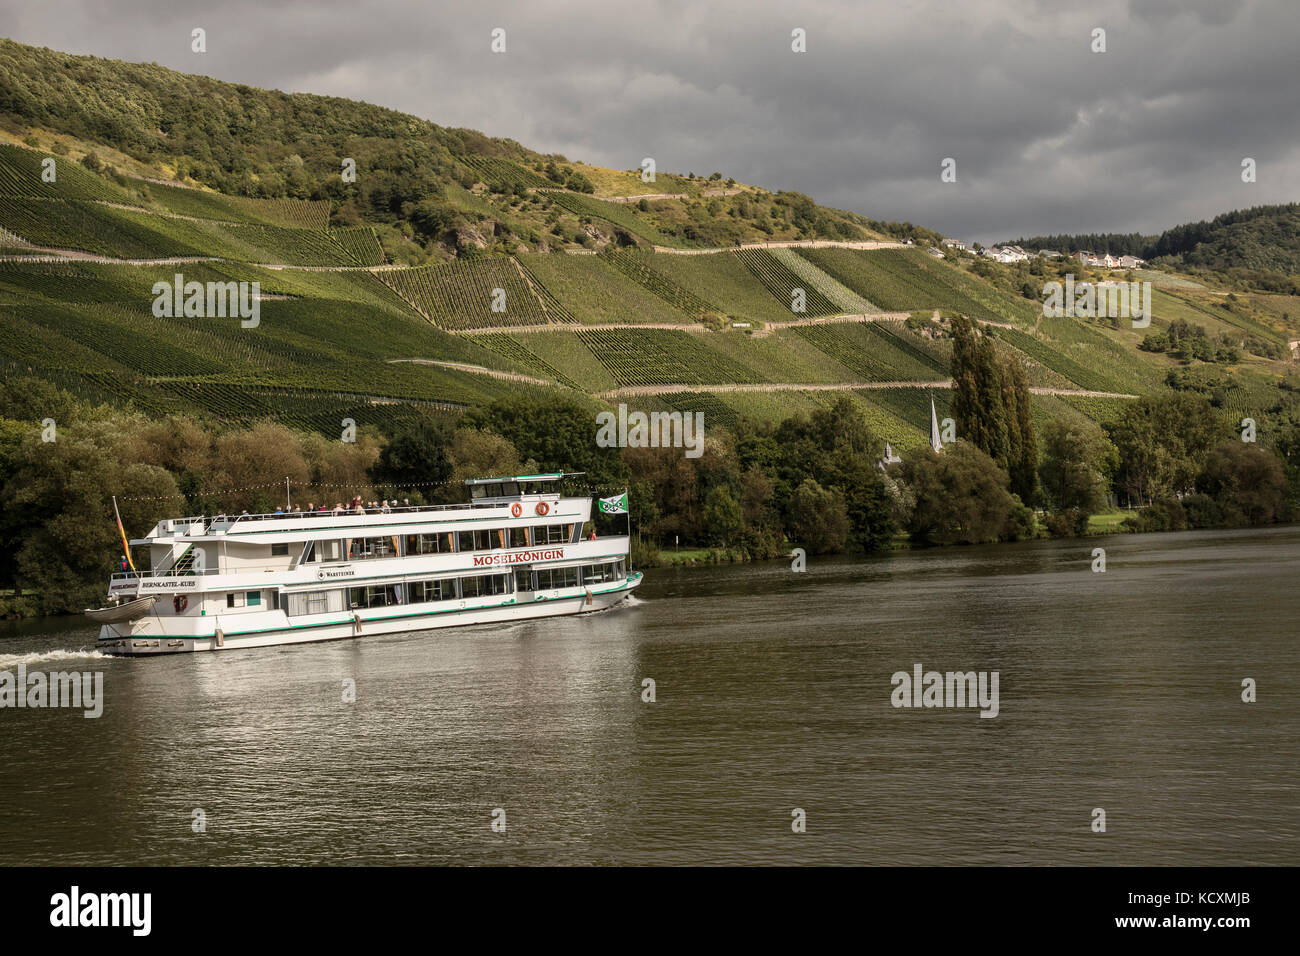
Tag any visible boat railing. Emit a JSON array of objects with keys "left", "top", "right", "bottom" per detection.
[
  {"left": 206, "top": 501, "right": 533, "bottom": 533},
  {"left": 111, "top": 566, "right": 216, "bottom": 581}
]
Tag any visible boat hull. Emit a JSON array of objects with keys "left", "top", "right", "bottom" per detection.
[{"left": 96, "top": 574, "right": 641, "bottom": 656}]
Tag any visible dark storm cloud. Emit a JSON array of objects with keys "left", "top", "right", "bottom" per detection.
[{"left": 6, "top": 0, "right": 1298, "bottom": 243}]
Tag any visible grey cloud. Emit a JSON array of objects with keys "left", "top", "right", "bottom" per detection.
[{"left": 7, "top": 0, "right": 1298, "bottom": 243}]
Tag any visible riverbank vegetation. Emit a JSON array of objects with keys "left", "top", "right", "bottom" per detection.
[{"left": 3, "top": 363, "right": 1297, "bottom": 615}]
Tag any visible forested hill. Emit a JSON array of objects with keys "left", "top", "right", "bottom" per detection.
[
  {"left": 1005, "top": 204, "right": 1300, "bottom": 289},
  {"left": 1147, "top": 204, "right": 1300, "bottom": 274},
  {"left": 0, "top": 37, "right": 908, "bottom": 261}
]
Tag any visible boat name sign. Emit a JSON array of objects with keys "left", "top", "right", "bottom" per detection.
[
  {"left": 473, "top": 548, "right": 565, "bottom": 567},
  {"left": 110, "top": 579, "right": 198, "bottom": 593}
]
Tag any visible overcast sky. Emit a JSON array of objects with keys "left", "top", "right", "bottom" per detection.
[{"left": 6, "top": 0, "right": 1299, "bottom": 243}]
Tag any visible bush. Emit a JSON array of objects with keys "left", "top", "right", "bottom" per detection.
[
  {"left": 789, "top": 478, "right": 850, "bottom": 554},
  {"left": 1123, "top": 497, "right": 1188, "bottom": 532},
  {"left": 1182, "top": 493, "right": 1223, "bottom": 529},
  {"left": 630, "top": 535, "right": 661, "bottom": 568},
  {"left": 1044, "top": 507, "right": 1090, "bottom": 537}
]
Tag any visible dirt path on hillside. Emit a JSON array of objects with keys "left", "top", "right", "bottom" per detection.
[
  {"left": 597, "top": 382, "right": 1138, "bottom": 399},
  {"left": 387, "top": 358, "right": 552, "bottom": 386},
  {"left": 0, "top": 246, "right": 220, "bottom": 265},
  {"left": 2, "top": 231, "right": 910, "bottom": 269},
  {"left": 446, "top": 321, "right": 709, "bottom": 335},
  {"left": 648, "top": 239, "right": 909, "bottom": 255},
  {"left": 440, "top": 312, "right": 1014, "bottom": 338}
]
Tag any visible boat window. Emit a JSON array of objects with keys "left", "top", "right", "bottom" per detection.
[
  {"left": 349, "top": 585, "right": 401, "bottom": 609},
  {"left": 302, "top": 539, "right": 342, "bottom": 564},
  {"left": 470, "top": 484, "right": 486, "bottom": 500},
  {"left": 408, "top": 579, "right": 457, "bottom": 603},
  {"left": 271, "top": 543, "right": 289, "bottom": 556},
  {"left": 286, "top": 590, "right": 344, "bottom": 616},
  {"left": 406, "top": 532, "right": 452, "bottom": 555},
  {"left": 347, "top": 536, "right": 398, "bottom": 560},
  {"left": 501, "top": 481, "right": 520, "bottom": 496},
  {"left": 460, "top": 573, "right": 510, "bottom": 598},
  {"left": 510, "top": 527, "right": 529, "bottom": 548},
  {"left": 457, "top": 529, "right": 496, "bottom": 552},
  {"left": 535, "top": 566, "right": 580, "bottom": 589},
  {"left": 514, "top": 568, "right": 533, "bottom": 591},
  {"left": 533, "top": 525, "right": 567, "bottom": 545},
  {"left": 248, "top": 591, "right": 262, "bottom": 606},
  {"left": 226, "top": 592, "right": 245, "bottom": 608}
]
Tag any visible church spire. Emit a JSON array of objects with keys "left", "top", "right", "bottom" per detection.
[{"left": 930, "top": 395, "right": 943, "bottom": 452}]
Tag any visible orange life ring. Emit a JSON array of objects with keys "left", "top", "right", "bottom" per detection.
[
  {"left": 510, "top": 502, "right": 523, "bottom": 517},
  {"left": 536, "top": 501, "right": 550, "bottom": 516},
  {"left": 173, "top": 595, "right": 188, "bottom": 613}
]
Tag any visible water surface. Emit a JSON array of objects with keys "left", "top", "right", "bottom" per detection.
[{"left": 2, "top": 527, "right": 1297, "bottom": 865}]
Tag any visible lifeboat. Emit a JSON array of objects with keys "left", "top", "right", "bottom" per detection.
[{"left": 84, "top": 595, "right": 157, "bottom": 624}]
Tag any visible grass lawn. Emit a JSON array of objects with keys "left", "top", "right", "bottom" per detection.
[{"left": 1087, "top": 511, "right": 1132, "bottom": 533}]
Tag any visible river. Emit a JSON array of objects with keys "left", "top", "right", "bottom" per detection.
[{"left": 1, "top": 526, "right": 1297, "bottom": 865}]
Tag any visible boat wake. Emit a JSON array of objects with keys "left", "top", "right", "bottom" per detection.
[{"left": 0, "top": 648, "right": 108, "bottom": 669}]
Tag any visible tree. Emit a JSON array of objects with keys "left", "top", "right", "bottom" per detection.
[
  {"left": 788, "top": 478, "right": 850, "bottom": 554},
  {"left": 469, "top": 396, "right": 627, "bottom": 488},
  {"left": 370, "top": 417, "right": 453, "bottom": 491},
  {"left": 951, "top": 315, "right": 1009, "bottom": 466},
  {"left": 702, "top": 485, "right": 744, "bottom": 547},
  {"left": 1037, "top": 420, "right": 1117, "bottom": 535},
  {"left": 446, "top": 428, "right": 523, "bottom": 484},
  {"left": 206, "top": 422, "right": 311, "bottom": 514},
  {"left": 2, "top": 423, "right": 180, "bottom": 613},
  {"left": 1106, "top": 393, "right": 1226, "bottom": 505},
  {"left": 900, "top": 443, "right": 1029, "bottom": 546},
  {"left": 1196, "top": 440, "right": 1289, "bottom": 526},
  {"left": 1000, "top": 354, "right": 1038, "bottom": 503}
]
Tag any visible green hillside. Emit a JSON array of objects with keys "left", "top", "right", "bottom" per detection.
[
  {"left": 0, "top": 38, "right": 1298, "bottom": 452},
  {"left": 0, "top": 38, "right": 888, "bottom": 262}
]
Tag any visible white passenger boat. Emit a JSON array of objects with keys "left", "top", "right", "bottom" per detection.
[{"left": 91, "top": 474, "right": 641, "bottom": 655}]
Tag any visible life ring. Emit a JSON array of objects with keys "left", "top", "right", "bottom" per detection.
[
  {"left": 173, "top": 595, "right": 188, "bottom": 613},
  {"left": 510, "top": 502, "right": 523, "bottom": 517},
  {"left": 535, "top": 501, "right": 550, "bottom": 516}
]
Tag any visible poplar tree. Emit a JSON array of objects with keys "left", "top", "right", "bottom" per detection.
[{"left": 950, "top": 315, "right": 1036, "bottom": 502}]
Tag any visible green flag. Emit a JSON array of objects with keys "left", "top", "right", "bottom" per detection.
[{"left": 598, "top": 492, "right": 628, "bottom": 515}]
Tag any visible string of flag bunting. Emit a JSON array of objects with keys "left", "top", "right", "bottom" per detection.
[{"left": 116, "top": 478, "right": 628, "bottom": 502}]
